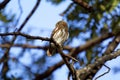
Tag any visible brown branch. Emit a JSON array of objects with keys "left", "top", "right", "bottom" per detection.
[
  {"left": 0, "top": 44, "right": 47, "bottom": 50},
  {"left": 34, "top": 32, "right": 115, "bottom": 79},
  {"left": 85, "top": 34, "right": 120, "bottom": 79},
  {"left": 35, "top": 61, "right": 64, "bottom": 80},
  {"left": 1, "top": 32, "right": 115, "bottom": 79},
  {"left": 0, "top": 32, "right": 50, "bottom": 41},
  {"left": 51, "top": 39, "right": 77, "bottom": 80},
  {"left": 77, "top": 49, "right": 120, "bottom": 80},
  {"left": 104, "top": 35, "right": 120, "bottom": 54},
  {"left": 0, "top": 43, "right": 72, "bottom": 51},
  {"left": 0, "top": 32, "right": 116, "bottom": 52},
  {"left": 70, "top": 32, "right": 115, "bottom": 56},
  {"left": 58, "top": 48, "right": 77, "bottom": 80},
  {"left": 0, "top": 0, "right": 41, "bottom": 78},
  {"left": 18, "top": 0, "right": 41, "bottom": 31},
  {"left": 72, "top": 0, "right": 93, "bottom": 12},
  {"left": 64, "top": 54, "right": 78, "bottom": 62},
  {"left": 61, "top": 0, "right": 93, "bottom": 17},
  {"left": 0, "top": 0, "right": 10, "bottom": 10}
]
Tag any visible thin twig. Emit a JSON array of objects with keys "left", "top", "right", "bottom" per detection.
[
  {"left": 68, "top": 72, "right": 71, "bottom": 80},
  {"left": 0, "top": 0, "right": 41, "bottom": 78},
  {"left": 64, "top": 54, "right": 78, "bottom": 62},
  {"left": 14, "top": 0, "right": 23, "bottom": 27},
  {"left": 18, "top": 0, "right": 41, "bottom": 31},
  {"left": 70, "top": 32, "right": 115, "bottom": 56},
  {"left": 60, "top": 3, "right": 74, "bottom": 16},
  {"left": 35, "top": 61, "right": 64, "bottom": 80},
  {"left": 94, "top": 64, "right": 110, "bottom": 80}
]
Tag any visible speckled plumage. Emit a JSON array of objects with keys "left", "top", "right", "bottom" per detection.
[{"left": 47, "top": 21, "right": 69, "bottom": 56}]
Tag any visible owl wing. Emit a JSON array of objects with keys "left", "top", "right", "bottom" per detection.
[{"left": 51, "top": 26, "right": 59, "bottom": 38}]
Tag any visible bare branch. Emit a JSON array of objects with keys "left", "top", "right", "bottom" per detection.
[
  {"left": 0, "top": 44, "right": 47, "bottom": 50},
  {"left": 1, "top": 32, "right": 116, "bottom": 79},
  {"left": 18, "top": 0, "right": 41, "bottom": 31},
  {"left": 70, "top": 32, "right": 115, "bottom": 56},
  {"left": 35, "top": 61, "right": 64, "bottom": 80},
  {"left": 85, "top": 34, "right": 120, "bottom": 79},
  {"left": 34, "top": 32, "right": 115, "bottom": 79},
  {"left": 77, "top": 49, "right": 120, "bottom": 80},
  {"left": 64, "top": 54, "right": 78, "bottom": 62},
  {"left": 105, "top": 35, "right": 120, "bottom": 54},
  {"left": 0, "top": 43, "right": 72, "bottom": 51},
  {"left": 94, "top": 64, "right": 110, "bottom": 80},
  {"left": 0, "top": 0, "right": 41, "bottom": 78},
  {"left": 14, "top": 0, "right": 23, "bottom": 27},
  {"left": 0, "top": 0, "right": 10, "bottom": 10},
  {"left": 61, "top": 0, "right": 93, "bottom": 17},
  {"left": 68, "top": 72, "right": 71, "bottom": 80},
  {"left": 72, "top": 0, "right": 93, "bottom": 12},
  {"left": 0, "top": 32, "right": 50, "bottom": 41},
  {"left": 51, "top": 39, "right": 77, "bottom": 80}
]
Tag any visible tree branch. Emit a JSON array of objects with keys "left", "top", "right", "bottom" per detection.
[
  {"left": 14, "top": 0, "right": 23, "bottom": 27},
  {"left": 70, "top": 32, "right": 115, "bottom": 56},
  {"left": 94, "top": 64, "right": 110, "bottom": 80},
  {"left": 0, "top": 0, "right": 41, "bottom": 78},
  {"left": 0, "top": 0, "right": 41, "bottom": 63},
  {"left": 34, "top": 32, "right": 116, "bottom": 79},
  {"left": 77, "top": 49, "right": 120, "bottom": 80},
  {"left": 0, "top": 44, "right": 47, "bottom": 50},
  {"left": 60, "top": 3, "right": 74, "bottom": 16},
  {"left": 0, "top": 43, "right": 72, "bottom": 51},
  {"left": 84, "top": 34, "right": 120, "bottom": 79},
  {"left": 18, "top": 0, "right": 41, "bottom": 31},
  {"left": 35, "top": 61, "right": 64, "bottom": 80},
  {"left": 72, "top": 0, "right": 93, "bottom": 12},
  {"left": 0, "top": 32, "right": 50, "bottom": 41},
  {"left": 0, "top": 31, "right": 117, "bottom": 79},
  {"left": 104, "top": 35, "right": 120, "bottom": 54},
  {"left": 0, "top": 0, "right": 10, "bottom": 10},
  {"left": 51, "top": 39, "right": 77, "bottom": 80}
]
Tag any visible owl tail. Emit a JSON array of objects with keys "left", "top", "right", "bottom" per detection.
[{"left": 47, "top": 43, "right": 56, "bottom": 56}]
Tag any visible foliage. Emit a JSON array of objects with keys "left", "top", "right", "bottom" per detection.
[
  {"left": 0, "top": 0, "right": 120, "bottom": 80},
  {"left": 46, "top": 0, "right": 65, "bottom": 5},
  {"left": 65, "top": 0, "right": 120, "bottom": 64}
]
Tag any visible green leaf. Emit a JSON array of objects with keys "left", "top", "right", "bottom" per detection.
[{"left": 0, "top": 11, "right": 15, "bottom": 23}]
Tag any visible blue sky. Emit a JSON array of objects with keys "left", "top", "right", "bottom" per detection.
[{"left": 3, "top": 0, "right": 120, "bottom": 80}]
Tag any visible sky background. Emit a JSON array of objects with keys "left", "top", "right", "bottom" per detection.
[{"left": 2, "top": 0, "right": 120, "bottom": 80}]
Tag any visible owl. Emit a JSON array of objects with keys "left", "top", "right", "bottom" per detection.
[{"left": 47, "top": 20, "right": 69, "bottom": 56}]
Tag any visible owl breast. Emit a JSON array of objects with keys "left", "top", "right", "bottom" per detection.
[{"left": 52, "top": 29, "right": 68, "bottom": 45}]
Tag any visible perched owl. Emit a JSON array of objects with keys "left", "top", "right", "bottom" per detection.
[{"left": 47, "top": 20, "right": 69, "bottom": 56}]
